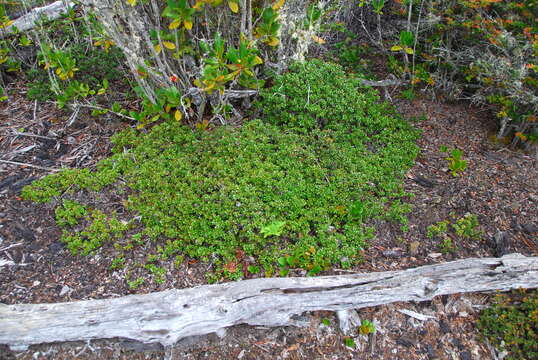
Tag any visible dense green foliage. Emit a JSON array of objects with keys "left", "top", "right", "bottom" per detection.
[
  {"left": 26, "top": 44, "right": 124, "bottom": 102},
  {"left": 353, "top": 1, "right": 536, "bottom": 147},
  {"left": 479, "top": 290, "right": 538, "bottom": 360},
  {"left": 22, "top": 60, "right": 419, "bottom": 280},
  {"left": 260, "top": 60, "right": 371, "bottom": 132}
]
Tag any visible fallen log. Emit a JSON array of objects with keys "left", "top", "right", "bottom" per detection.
[
  {"left": 0, "top": 1, "right": 76, "bottom": 38},
  {"left": 1, "top": 254, "right": 537, "bottom": 351}
]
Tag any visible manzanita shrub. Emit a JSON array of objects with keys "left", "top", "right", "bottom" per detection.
[{"left": 78, "top": 0, "right": 349, "bottom": 125}]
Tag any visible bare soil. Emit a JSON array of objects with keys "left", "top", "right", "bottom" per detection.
[{"left": 1, "top": 83, "right": 537, "bottom": 359}]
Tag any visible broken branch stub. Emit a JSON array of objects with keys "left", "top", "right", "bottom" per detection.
[{"left": 1, "top": 254, "right": 537, "bottom": 351}]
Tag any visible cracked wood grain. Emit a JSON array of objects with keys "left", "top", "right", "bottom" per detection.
[{"left": 1, "top": 254, "right": 537, "bottom": 351}]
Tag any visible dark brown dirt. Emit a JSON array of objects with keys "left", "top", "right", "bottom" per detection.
[{"left": 0, "top": 83, "right": 536, "bottom": 359}]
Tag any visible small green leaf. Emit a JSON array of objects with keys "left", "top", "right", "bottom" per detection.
[
  {"left": 359, "top": 319, "right": 376, "bottom": 335},
  {"left": 343, "top": 337, "right": 355, "bottom": 348},
  {"left": 399, "top": 31, "right": 414, "bottom": 47},
  {"left": 260, "top": 221, "right": 286, "bottom": 238},
  {"left": 307, "top": 264, "right": 322, "bottom": 276},
  {"left": 286, "top": 256, "right": 296, "bottom": 267}
]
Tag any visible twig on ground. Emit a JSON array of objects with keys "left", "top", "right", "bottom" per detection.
[
  {"left": 0, "top": 159, "right": 60, "bottom": 172},
  {"left": 0, "top": 243, "right": 24, "bottom": 253},
  {"left": 32, "top": 100, "right": 38, "bottom": 123},
  {"left": 8, "top": 131, "right": 56, "bottom": 140},
  {"left": 72, "top": 103, "right": 135, "bottom": 121}
]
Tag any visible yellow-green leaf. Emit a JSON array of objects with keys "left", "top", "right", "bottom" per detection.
[
  {"left": 163, "top": 41, "right": 176, "bottom": 50},
  {"left": 175, "top": 110, "right": 182, "bottom": 121},
  {"left": 311, "top": 35, "right": 325, "bottom": 45},
  {"left": 253, "top": 55, "right": 263, "bottom": 65},
  {"left": 169, "top": 19, "right": 181, "bottom": 30},
  {"left": 203, "top": 82, "right": 216, "bottom": 92},
  {"left": 272, "top": 0, "right": 285, "bottom": 10},
  {"left": 154, "top": 44, "right": 162, "bottom": 54},
  {"left": 390, "top": 45, "right": 403, "bottom": 52},
  {"left": 267, "top": 36, "right": 279, "bottom": 47},
  {"left": 126, "top": 0, "right": 137, "bottom": 6},
  {"left": 184, "top": 20, "right": 193, "bottom": 30},
  {"left": 228, "top": 1, "right": 239, "bottom": 13},
  {"left": 404, "top": 47, "right": 414, "bottom": 55}
]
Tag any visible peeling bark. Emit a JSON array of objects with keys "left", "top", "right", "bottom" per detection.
[{"left": 1, "top": 254, "right": 537, "bottom": 351}]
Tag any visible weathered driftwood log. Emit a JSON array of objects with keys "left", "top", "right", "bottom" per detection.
[
  {"left": 0, "top": 1, "right": 75, "bottom": 38},
  {"left": 1, "top": 254, "right": 537, "bottom": 351}
]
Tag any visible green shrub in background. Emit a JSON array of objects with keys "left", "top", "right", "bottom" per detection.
[
  {"left": 354, "top": 0, "right": 537, "bottom": 149},
  {"left": 22, "top": 60, "right": 420, "bottom": 281},
  {"left": 479, "top": 289, "right": 538, "bottom": 360}
]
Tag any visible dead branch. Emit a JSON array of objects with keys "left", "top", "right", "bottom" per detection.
[
  {"left": 1, "top": 254, "right": 537, "bottom": 351},
  {"left": 0, "top": 159, "right": 60, "bottom": 172}
]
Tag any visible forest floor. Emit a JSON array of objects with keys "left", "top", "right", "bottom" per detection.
[{"left": 0, "top": 80, "right": 537, "bottom": 359}]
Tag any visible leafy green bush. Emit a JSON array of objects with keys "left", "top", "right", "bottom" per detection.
[
  {"left": 259, "top": 60, "right": 381, "bottom": 133},
  {"left": 60, "top": 209, "right": 129, "bottom": 256},
  {"left": 479, "top": 290, "right": 538, "bottom": 360},
  {"left": 25, "top": 17, "right": 125, "bottom": 102},
  {"left": 55, "top": 200, "right": 88, "bottom": 227},
  {"left": 426, "top": 213, "right": 482, "bottom": 253},
  {"left": 452, "top": 213, "right": 481, "bottom": 240},
  {"left": 23, "top": 60, "right": 419, "bottom": 280}
]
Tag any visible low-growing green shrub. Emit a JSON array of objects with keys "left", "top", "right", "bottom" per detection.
[
  {"left": 452, "top": 213, "right": 482, "bottom": 240},
  {"left": 479, "top": 290, "right": 538, "bottom": 360},
  {"left": 426, "top": 213, "right": 482, "bottom": 253},
  {"left": 440, "top": 146, "right": 467, "bottom": 177},
  {"left": 259, "top": 60, "right": 391, "bottom": 133},
  {"left": 60, "top": 209, "right": 129, "bottom": 256},
  {"left": 23, "top": 60, "right": 419, "bottom": 281},
  {"left": 55, "top": 200, "right": 88, "bottom": 227}
]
